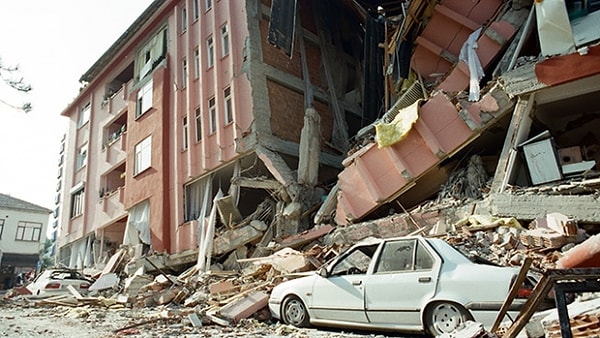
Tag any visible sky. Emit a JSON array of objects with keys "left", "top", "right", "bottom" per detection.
[{"left": 0, "top": 1, "right": 154, "bottom": 210}]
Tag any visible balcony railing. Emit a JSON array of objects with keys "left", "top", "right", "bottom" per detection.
[
  {"left": 102, "top": 186, "right": 125, "bottom": 217},
  {"left": 103, "top": 82, "right": 131, "bottom": 114}
]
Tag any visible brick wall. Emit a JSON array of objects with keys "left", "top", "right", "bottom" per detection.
[{"left": 267, "top": 80, "right": 333, "bottom": 145}]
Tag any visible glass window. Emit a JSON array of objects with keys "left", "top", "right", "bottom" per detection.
[
  {"left": 77, "top": 103, "right": 90, "bottom": 128},
  {"left": 205, "top": 0, "right": 212, "bottom": 11},
  {"left": 331, "top": 244, "right": 378, "bottom": 276},
  {"left": 224, "top": 87, "right": 233, "bottom": 124},
  {"left": 195, "top": 107, "right": 202, "bottom": 142},
  {"left": 70, "top": 188, "right": 85, "bottom": 218},
  {"left": 0, "top": 219, "right": 4, "bottom": 239},
  {"left": 207, "top": 36, "right": 214, "bottom": 68},
  {"left": 374, "top": 239, "right": 433, "bottom": 273},
  {"left": 209, "top": 97, "right": 216, "bottom": 133},
  {"left": 137, "top": 79, "right": 153, "bottom": 117},
  {"left": 221, "top": 24, "right": 230, "bottom": 57},
  {"left": 182, "top": 116, "right": 189, "bottom": 150},
  {"left": 135, "top": 136, "right": 152, "bottom": 175},
  {"left": 76, "top": 144, "right": 88, "bottom": 170},
  {"left": 15, "top": 221, "right": 42, "bottom": 242},
  {"left": 182, "top": 58, "right": 188, "bottom": 88},
  {"left": 136, "top": 28, "right": 167, "bottom": 80},
  {"left": 193, "top": 0, "right": 199, "bottom": 20},
  {"left": 194, "top": 48, "right": 200, "bottom": 78},
  {"left": 181, "top": 6, "right": 187, "bottom": 32}
]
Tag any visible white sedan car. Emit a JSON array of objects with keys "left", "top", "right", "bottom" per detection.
[
  {"left": 269, "top": 236, "right": 534, "bottom": 337},
  {"left": 26, "top": 269, "right": 94, "bottom": 296}
]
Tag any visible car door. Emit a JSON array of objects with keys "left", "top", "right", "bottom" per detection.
[
  {"left": 310, "top": 243, "right": 380, "bottom": 323},
  {"left": 364, "top": 238, "right": 441, "bottom": 326}
]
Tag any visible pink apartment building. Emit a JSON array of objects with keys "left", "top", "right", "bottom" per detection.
[
  {"left": 57, "top": 0, "right": 371, "bottom": 267},
  {"left": 58, "top": 0, "right": 600, "bottom": 269}
]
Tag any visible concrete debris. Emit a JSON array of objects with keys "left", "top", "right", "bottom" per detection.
[{"left": 11, "top": 0, "right": 600, "bottom": 336}]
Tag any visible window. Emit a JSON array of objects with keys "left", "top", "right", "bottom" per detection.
[
  {"left": 207, "top": 36, "right": 214, "bottom": 68},
  {"left": 15, "top": 221, "right": 42, "bottom": 242},
  {"left": 205, "top": 0, "right": 212, "bottom": 11},
  {"left": 135, "top": 136, "right": 152, "bottom": 175},
  {"left": 195, "top": 107, "right": 202, "bottom": 141},
  {"left": 70, "top": 188, "right": 85, "bottom": 218},
  {"left": 181, "top": 6, "right": 187, "bottom": 32},
  {"left": 137, "top": 79, "right": 153, "bottom": 118},
  {"left": 209, "top": 97, "right": 217, "bottom": 133},
  {"left": 182, "top": 116, "right": 189, "bottom": 150},
  {"left": 181, "top": 58, "right": 188, "bottom": 88},
  {"left": 194, "top": 48, "right": 200, "bottom": 78},
  {"left": 136, "top": 28, "right": 167, "bottom": 80},
  {"left": 0, "top": 219, "right": 4, "bottom": 239},
  {"left": 331, "top": 243, "right": 378, "bottom": 276},
  {"left": 221, "top": 24, "right": 230, "bottom": 57},
  {"left": 193, "top": 0, "right": 199, "bottom": 20},
  {"left": 77, "top": 103, "right": 90, "bottom": 128},
  {"left": 76, "top": 144, "right": 88, "bottom": 170},
  {"left": 184, "top": 176, "right": 213, "bottom": 222},
  {"left": 224, "top": 87, "right": 233, "bottom": 124},
  {"left": 374, "top": 239, "right": 434, "bottom": 273}
]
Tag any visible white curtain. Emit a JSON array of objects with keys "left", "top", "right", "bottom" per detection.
[
  {"left": 197, "top": 188, "right": 223, "bottom": 271},
  {"left": 123, "top": 200, "right": 151, "bottom": 245}
]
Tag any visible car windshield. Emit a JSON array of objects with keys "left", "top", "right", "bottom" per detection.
[{"left": 330, "top": 243, "right": 379, "bottom": 275}]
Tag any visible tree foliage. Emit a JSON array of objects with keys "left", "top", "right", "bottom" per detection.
[
  {"left": 40, "top": 239, "right": 55, "bottom": 269},
  {"left": 0, "top": 56, "right": 32, "bottom": 112}
]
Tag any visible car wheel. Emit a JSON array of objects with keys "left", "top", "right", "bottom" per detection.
[
  {"left": 425, "top": 301, "right": 472, "bottom": 337},
  {"left": 281, "top": 295, "right": 310, "bottom": 327}
]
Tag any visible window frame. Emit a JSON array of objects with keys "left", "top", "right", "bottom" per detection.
[
  {"left": 193, "top": 0, "right": 199, "bottom": 20},
  {"left": 182, "top": 116, "right": 189, "bottom": 150},
  {"left": 15, "top": 221, "right": 42, "bottom": 242},
  {"left": 195, "top": 107, "right": 202, "bottom": 142},
  {"left": 208, "top": 97, "right": 217, "bottom": 134},
  {"left": 181, "top": 6, "right": 187, "bottom": 32},
  {"left": 0, "top": 219, "right": 4, "bottom": 239},
  {"left": 70, "top": 187, "right": 85, "bottom": 219},
  {"left": 77, "top": 103, "right": 91, "bottom": 128},
  {"left": 224, "top": 86, "right": 233, "bottom": 124},
  {"left": 207, "top": 35, "right": 214, "bottom": 68},
  {"left": 205, "top": 0, "right": 212, "bottom": 12},
  {"left": 220, "top": 23, "right": 230, "bottom": 57},
  {"left": 76, "top": 144, "right": 88, "bottom": 170},
  {"left": 194, "top": 48, "right": 200, "bottom": 78},
  {"left": 134, "top": 136, "right": 152, "bottom": 175},
  {"left": 181, "top": 57, "right": 188, "bottom": 88},
  {"left": 136, "top": 79, "right": 153, "bottom": 118}
]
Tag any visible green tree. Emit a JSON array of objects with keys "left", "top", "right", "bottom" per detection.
[
  {"left": 0, "top": 56, "right": 32, "bottom": 112},
  {"left": 40, "top": 239, "right": 54, "bottom": 269}
]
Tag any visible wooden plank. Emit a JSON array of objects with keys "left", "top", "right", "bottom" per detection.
[{"left": 491, "top": 256, "right": 532, "bottom": 333}]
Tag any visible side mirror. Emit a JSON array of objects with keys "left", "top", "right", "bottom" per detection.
[{"left": 318, "top": 267, "right": 329, "bottom": 278}]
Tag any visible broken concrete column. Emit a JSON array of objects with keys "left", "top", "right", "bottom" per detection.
[{"left": 298, "top": 107, "right": 320, "bottom": 187}]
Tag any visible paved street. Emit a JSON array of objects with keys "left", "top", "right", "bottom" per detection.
[{"left": 0, "top": 300, "right": 425, "bottom": 338}]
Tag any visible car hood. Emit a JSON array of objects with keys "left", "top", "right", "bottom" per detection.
[{"left": 270, "top": 273, "right": 319, "bottom": 300}]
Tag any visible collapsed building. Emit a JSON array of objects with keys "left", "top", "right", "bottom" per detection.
[{"left": 54, "top": 0, "right": 600, "bottom": 290}]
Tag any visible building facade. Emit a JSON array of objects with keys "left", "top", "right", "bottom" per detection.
[
  {"left": 57, "top": 0, "right": 600, "bottom": 269},
  {"left": 0, "top": 194, "right": 50, "bottom": 289},
  {"left": 57, "top": 0, "right": 369, "bottom": 267}
]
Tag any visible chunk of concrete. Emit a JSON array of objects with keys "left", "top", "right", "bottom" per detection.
[
  {"left": 213, "top": 224, "right": 264, "bottom": 256},
  {"left": 89, "top": 272, "right": 119, "bottom": 292},
  {"left": 219, "top": 291, "right": 269, "bottom": 323}
]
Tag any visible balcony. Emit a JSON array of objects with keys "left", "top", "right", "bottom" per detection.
[
  {"left": 101, "top": 186, "right": 125, "bottom": 219},
  {"left": 102, "top": 81, "right": 132, "bottom": 115},
  {"left": 104, "top": 130, "right": 127, "bottom": 164}
]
